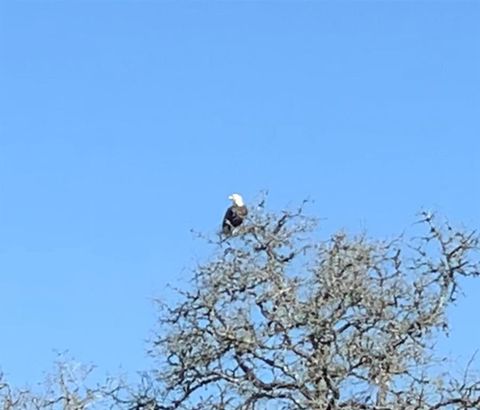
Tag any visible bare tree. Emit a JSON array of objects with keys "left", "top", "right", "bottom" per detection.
[
  {"left": 133, "top": 199, "right": 480, "bottom": 410},
  {"left": 0, "top": 354, "right": 120, "bottom": 410},
  {"left": 2, "top": 200, "right": 479, "bottom": 410}
]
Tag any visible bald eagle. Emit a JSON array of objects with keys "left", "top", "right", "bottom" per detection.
[{"left": 222, "top": 193, "right": 248, "bottom": 235}]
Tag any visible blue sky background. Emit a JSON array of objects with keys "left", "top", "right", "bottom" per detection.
[{"left": 0, "top": 1, "right": 478, "bottom": 385}]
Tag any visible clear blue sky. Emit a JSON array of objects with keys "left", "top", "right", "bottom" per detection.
[{"left": 0, "top": 1, "right": 478, "bottom": 385}]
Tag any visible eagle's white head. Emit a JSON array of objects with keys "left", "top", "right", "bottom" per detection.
[{"left": 228, "top": 193, "right": 244, "bottom": 207}]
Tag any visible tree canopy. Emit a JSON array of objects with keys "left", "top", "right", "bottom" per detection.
[{"left": 1, "top": 199, "right": 479, "bottom": 410}]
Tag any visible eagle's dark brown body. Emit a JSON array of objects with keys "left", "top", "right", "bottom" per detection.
[{"left": 222, "top": 204, "right": 248, "bottom": 235}]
